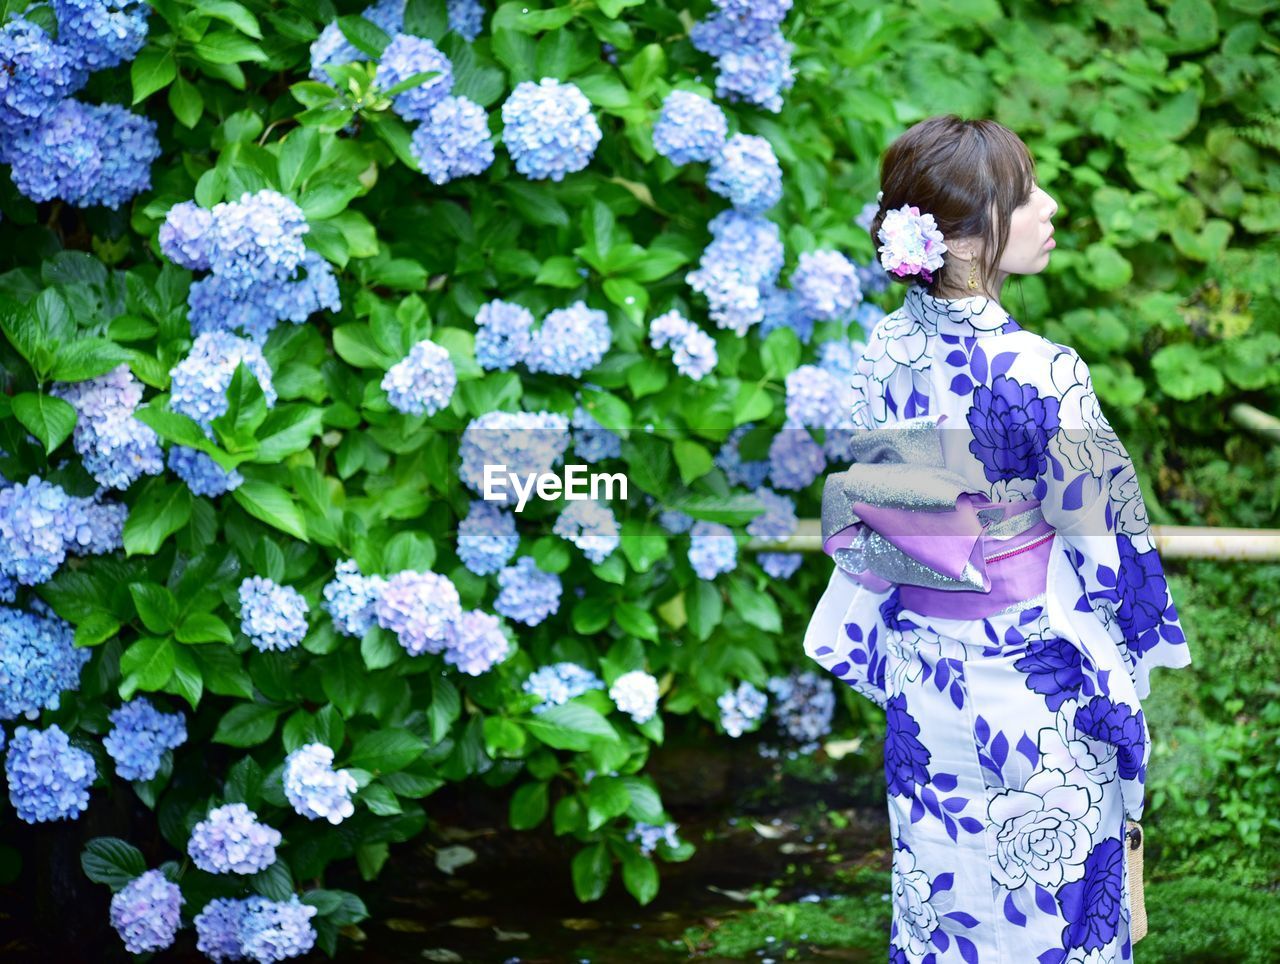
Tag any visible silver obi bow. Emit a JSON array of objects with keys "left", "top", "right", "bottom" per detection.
[{"left": 820, "top": 414, "right": 1044, "bottom": 592}]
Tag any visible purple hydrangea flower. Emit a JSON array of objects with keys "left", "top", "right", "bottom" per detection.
[
  {"left": 791, "top": 249, "right": 862, "bottom": 321},
  {"left": 410, "top": 94, "right": 494, "bottom": 184},
  {"left": 768, "top": 421, "right": 826, "bottom": 490},
  {"left": 104, "top": 696, "right": 187, "bottom": 782},
  {"left": 457, "top": 410, "right": 570, "bottom": 505},
  {"left": 745, "top": 486, "right": 797, "bottom": 542},
  {"left": 188, "top": 802, "right": 282, "bottom": 875},
  {"left": 283, "top": 742, "right": 357, "bottom": 824},
  {"left": 494, "top": 555, "right": 561, "bottom": 627},
  {"left": 109, "top": 869, "right": 183, "bottom": 954},
  {"left": 767, "top": 669, "right": 834, "bottom": 748},
  {"left": 382, "top": 339, "right": 457, "bottom": 416},
  {"left": 707, "top": 133, "right": 783, "bottom": 214},
  {"left": 444, "top": 608, "right": 511, "bottom": 675},
  {"left": 50, "top": 364, "right": 164, "bottom": 490},
  {"left": 524, "top": 300, "right": 612, "bottom": 378},
  {"left": 474, "top": 298, "right": 534, "bottom": 370},
  {"left": 167, "top": 445, "right": 244, "bottom": 497},
  {"left": 784, "top": 364, "right": 847, "bottom": 430},
  {"left": 374, "top": 570, "right": 462, "bottom": 656},
  {"left": 759, "top": 551, "right": 802, "bottom": 579},
  {"left": 239, "top": 895, "right": 318, "bottom": 963},
  {"left": 169, "top": 331, "right": 277, "bottom": 432},
  {"left": 501, "top": 78, "right": 601, "bottom": 181},
  {"left": 194, "top": 897, "right": 249, "bottom": 962},
  {"left": 523, "top": 661, "right": 603, "bottom": 712},
  {"left": 714, "top": 424, "right": 770, "bottom": 488},
  {"left": 456, "top": 500, "right": 519, "bottom": 576},
  {"left": 552, "top": 499, "right": 619, "bottom": 564},
  {"left": 5, "top": 723, "right": 96, "bottom": 822},
  {"left": 238, "top": 576, "right": 310, "bottom": 652},
  {"left": 652, "top": 90, "right": 727, "bottom": 165},
  {"left": 375, "top": 33, "right": 453, "bottom": 122},
  {"left": 322, "top": 558, "right": 386, "bottom": 638},
  {"left": 688, "top": 520, "right": 737, "bottom": 579},
  {"left": 0, "top": 476, "right": 82, "bottom": 585},
  {"left": 53, "top": 0, "right": 150, "bottom": 71},
  {"left": 159, "top": 199, "right": 213, "bottom": 270},
  {"left": 0, "top": 602, "right": 89, "bottom": 720}
]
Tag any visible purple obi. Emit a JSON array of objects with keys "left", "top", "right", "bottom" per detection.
[{"left": 821, "top": 414, "right": 1054, "bottom": 619}]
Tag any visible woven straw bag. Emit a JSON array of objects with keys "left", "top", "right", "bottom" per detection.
[{"left": 1126, "top": 819, "right": 1147, "bottom": 942}]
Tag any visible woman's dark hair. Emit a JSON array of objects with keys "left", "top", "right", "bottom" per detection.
[{"left": 869, "top": 115, "right": 1037, "bottom": 297}]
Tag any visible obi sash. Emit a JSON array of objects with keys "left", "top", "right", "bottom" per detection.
[{"left": 820, "top": 413, "right": 1052, "bottom": 617}]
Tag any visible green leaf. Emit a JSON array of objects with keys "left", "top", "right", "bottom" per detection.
[
  {"left": 175, "top": 613, "right": 234, "bottom": 645},
  {"left": 360, "top": 626, "right": 401, "bottom": 671},
  {"left": 122, "top": 479, "right": 193, "bottom": 556},
  {"left": 337, "top": 13, "right": 391, "bottom": 57},
  {"left": 81, "top": 838, "right": 146, "bottom": 892},
  {"left": 213, "top": 703, "right": 286, "bottom": 747},
  {"left": 165, "top": 643, "right": 204, "bottom": 710},
  {"left": 119, "top": 636, "right": 177, "bottom": 697},
  {"left": 685, "top": 581, "right": 723, "bottom": 641},
  {"left": 169, "top": 73, "right": 204, "bottom": 127},
  {"left": 570, "top": 842, "right": 611, "bottom": 902},
  {"left": 11, "top": 392, "right": 76, "bottom": 454},
  {"left": 197, "top": 0, "right": 263, "bottom": 39},
  {"left": 75, "top": 612, "right": 122, "bottom": 648},
  {"left": 613, "top": 602, "right": 658, "bottom": 641},
  {"left": 360, "top": 783, "right": 403, "bottom": 816},
  {"left": 1151, "top": 343, "right": 1226, "bottom": 400},
  {"left": 509, "top": 780, "right": 548, "bottom": 830},
  {"left": 672, "top": 438, "right": 713, "bottom": 485},
  {"left": 525, "top": 701, "right": 619, "bottom": 751},
  {"left": 727, "top": 577, "right": 781, "bottom": 633},
  {"left": 250, "top": 858, "right": 295, "bottom": 901},
  {"left": 761, "top": 327, "right": 801, "bottom": 379},
  {"left": 131, "top": 47, "right": 176, "bottom": 103},
  {"left": 255, "top": 405, "right": 323, "bottom": 462},
  {"left": 346, "top": 729, "right": 427, "bottom": 774},
  {"left": 277, "top": 126, "right": 323, "bottom": 192},
  {"left": 585, "top": 775, "right": 631, "bottom": 830},
  {"left": 48, "top": 339, "right": 134, "bottom": 381},
  {"left": 128, "top": 582, "right": 180, "bottom": 634},
  {"left": 232, "top": 480, "right": 309, "bottom": 541},
  {"left": 194, "top": 30, "right": 269, "bottom": 64},
  {"left": 619, "top": 848, "right": 659, "bottom": 904}
]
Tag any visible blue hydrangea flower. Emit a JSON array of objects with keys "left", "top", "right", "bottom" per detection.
[
  {"left": 239, "top": 895, "right": 318, "bottom": 963},
  {"left": 768, "top": 420, "right": 826, "bottom": 490},
  {"left": 283, "top": 742, "right": 358, "bottom": 824},
  {"left": 757, "top": 285, "right": 814, "bottom": 344},
  {"left": 456, "top": 500, "right": 519, "bottom": 576},
  {"left": 0, "top": 18, "right": 85, "bottom": 133},
  {"left": 458, "top": 410, "right": 570, "bottom": 505},
  {"left": 688, "top": 520, "right": 737, "bottom": 579},
  {"left": 5, "top": 97, "right": 102, "bottom": 203},
  {"left": 167, "top": 445, "right": 244, "bottom": 497},
  {"left": 53, "top": 0, "right": 150, "bottom": 71},
  {"left": 0, "top": 572, "right": 15, "bottom": 604},
  {"left": 784, "top": 364, "right": 846, "bottom": 429},
  {"left": 309, "top": 0, "right": 405, "bottom": 82},
  {"left": 686, "top": 209, "right": 784, "bottom": 335},
  {"left": 188, "top": 802, "right": 282, "bottom": 875},
  {"left": 109, "top": 869, "right": 183, "bottom": 954},
  {"left": 62, "top": 495, "right": 127, "bottom": 558},
  {"left": 447, "top": 0, "right": 484, "bottom": 40},
  {"left": 855, "top": 296, "right": 887, "bottom": 333},
  {"left": 0, "top": 602, "right": 89, "bottom": 720},
  {"left": 791, "top": 249, "right": 862, "bottom": 322},
  {"left": 552, "top": 499, "right": 619, "bottom": 564},
  {"left": 523, "top": 661, "right": 603, "bottom": 713},
  {"left": 711, "top": 28, "right": 796, "bottom": 114},
  {"left": 714, "top": 424, "right": 771, "bottom": 488},
  {"left": 5, "top": 723, "right": 96, "bottom": 822},
  {"left": 169, "top": 331, "right": 277, "bottom": 433},
  {"left": 322, "top": 558, "right": 386, "bottom": 638},
  {"left": 652, "top": 90, "right": 727, "bottom": 165},
  {"left": 609, "top": 669, "right": 659, "bottom": 724},
  {"left": 717, "top": 680, "right": 768, "bottom": 737},
  {"left": 188, "top": 249, "right": 341, "bottom": 344},
  {"left": 570, "top": 402, "right": 623, "bottom": 462},
  {"left": 50, "top": 364, "right": 164, "bottom": 490},
  {"left": 759, "top": 551, "right": 802, "bottom": 579},
  {"left": 207, "top": 190, "right": 309, "bottom": 292},
  {"left": 658, "top": 508, "right": 694, "bottom": 534},
  {"left": 374, "top": 570, "right": 462, "bottom": 656},
  {"left": 194, "top": 897, "right": 249, "bottom": 963},
  {"left": 707, "top": 133, "right": 783, "bottom": 213},
  {"left": 444, "top": 608, "right": 510, "bottom": 676},
  {"left": 691, "top": 1, "right": 793, "bottom": 53},
  {"left": 80, "top": 102, "right": 160, "bottom": 208},
  {"left": 745, "top": 486, "right": 796, "bottom": 542},
  {"left": 648, "top": 308, "right": 717, "bottom": 379},
  {"left": 817, "top": 338, "right": 860, "bottom": 380},
  {"left": 410, "top": 94, "right": 494, "bottom": 184},
  {"left": 474, "top": 298, "right": 534, "bottom": 370},
  {"left": 382, "top": 339, "right": 457, "bottom": 416},
  {"left": 501, "top": 78, "right": 601, "bottom": 181},
  {"left": 238, "top": 576, "right": 310, "bottom": 652},
  {"left": 494, "top": 555, "right": 562, "bottom": 627},
  {"left": 104, "top": 696, "right": 186, "bottom": 782},
  {"left": 524, "top": 300, "right": 612, "bottom": 378},
  {"left": 159, "top": 200, "right": 213, "bottom": 270},
  {"left": 626, "top": 820, "right": 680, "bottom": 856},
  {"left": 766, "top": 669, "right": 834, "bottom": 749},
  {"left": 0, "top": 476, "right": 82, "bottom": 585},
  {"left": 375, "top": 33, "right": 453, "bottom": 122}
]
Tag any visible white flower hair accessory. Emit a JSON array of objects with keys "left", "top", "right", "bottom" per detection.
[{"left": 876, "top": 203, "right": 948, "bottom": 284}]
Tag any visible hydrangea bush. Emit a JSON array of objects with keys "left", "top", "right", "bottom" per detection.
[{"left": 1, "top": 0, "right": 1276, "bottom": 958}]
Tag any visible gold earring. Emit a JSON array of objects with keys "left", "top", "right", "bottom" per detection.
[{"left": 967, "top": 259, "right": 978, "bottom": 290}]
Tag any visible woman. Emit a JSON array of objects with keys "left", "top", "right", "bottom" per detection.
[{"left": 803, "top": 115, "right": 1193, "bottom": 963}]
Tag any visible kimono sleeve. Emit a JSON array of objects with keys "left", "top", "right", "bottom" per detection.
[{"left": 1035, "top": 349, "right": 1193, "bottom": 700}]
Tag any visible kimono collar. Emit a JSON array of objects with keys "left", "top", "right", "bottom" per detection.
[{"left": 903, "top": 284, "right": 1022, "bottom": 338}]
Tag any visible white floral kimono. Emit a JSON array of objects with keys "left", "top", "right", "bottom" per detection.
[{"left": 804, "top": 285, "right": 1193, "bottom": 964}]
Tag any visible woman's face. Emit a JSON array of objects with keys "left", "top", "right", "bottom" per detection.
[{"left": 997, "top": 181, "right": 1059, "bottom": 278}]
